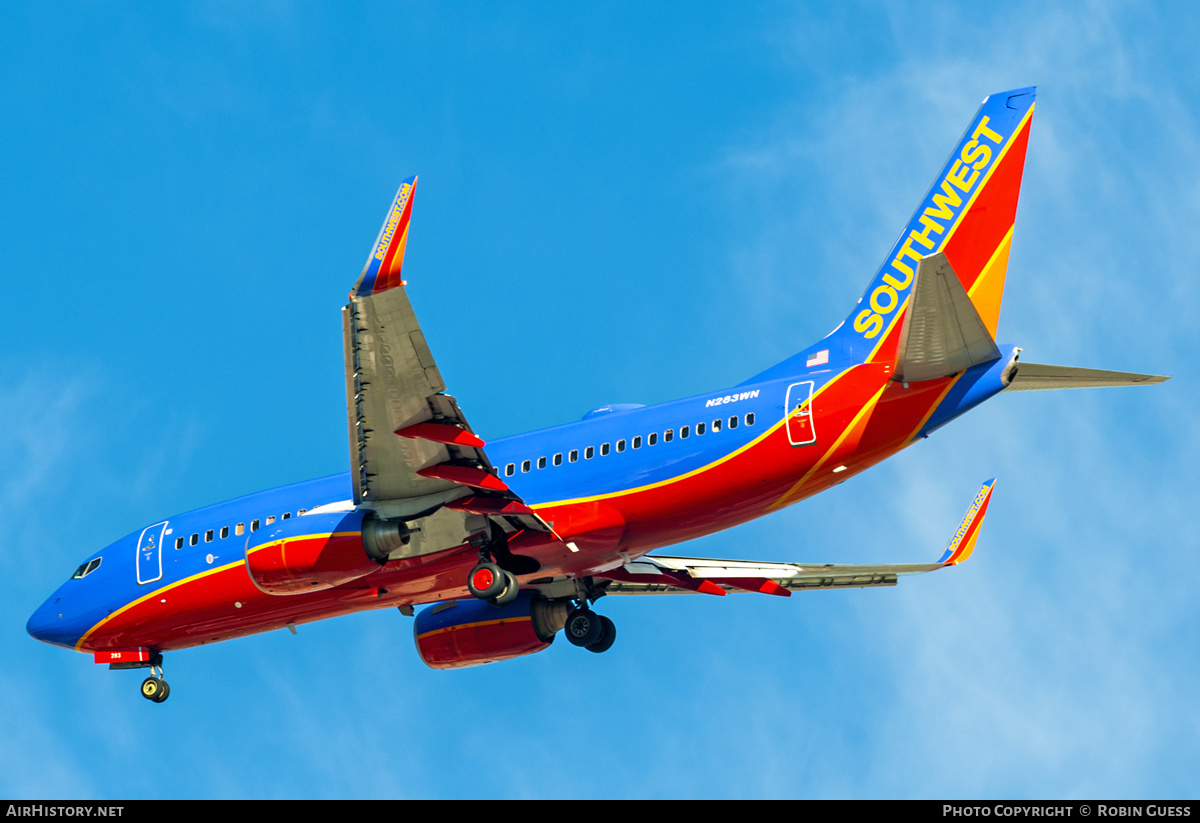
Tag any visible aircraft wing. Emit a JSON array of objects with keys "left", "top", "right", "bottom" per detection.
[
  {"left": 343, "top": 178, "right": 554, "bottom": 559},
  {"left": 599, "top": 479, "right": 995, "bottom": 596}
]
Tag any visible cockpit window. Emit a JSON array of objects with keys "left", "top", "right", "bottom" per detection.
[{"left": 71, "top": 557, "right": 102, "bottom": 579}]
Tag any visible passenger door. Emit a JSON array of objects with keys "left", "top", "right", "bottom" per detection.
[
  {"left": 136, "top": 521, "right": 168, "bottom": 585},
  {"left": 785, "top": 381, "right": 816, "bottom": 446}
]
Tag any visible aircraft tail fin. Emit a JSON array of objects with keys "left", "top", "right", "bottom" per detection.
[
  {"left": 351, "top": 175, "right": 417, "bottom": 299},
  {"left": 742, "top": 89, "right": 1036, "bottom": 387},
  {"left": 838, "top": 88, "right": 1036, "bottom": 365}
]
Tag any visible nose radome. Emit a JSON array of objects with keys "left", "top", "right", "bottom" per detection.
[{"left": 27, "top": 597, "right": 79, "bottom": 649}]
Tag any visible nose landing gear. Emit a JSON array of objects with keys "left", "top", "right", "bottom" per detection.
[
  {"left": 140, "top": 675, "right": 170, "bottom": 703},
  {"left": 137, "top": 657, "right": 170, "bottom": 703},
  {"left": 107, "top": 650, "right": 171, "bottom": 703}
]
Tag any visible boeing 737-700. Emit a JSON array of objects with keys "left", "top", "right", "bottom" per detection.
[{"left": 27, "top": 87, "right": 1168, "bottom": 702}]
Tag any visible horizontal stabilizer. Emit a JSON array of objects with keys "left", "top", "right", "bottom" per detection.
[
  {"left": 895, "top": 253, "right": 1001, "bottom": 383},
  {"left": 1005, "top": 362, "right": 1170, "bottom": 391}
]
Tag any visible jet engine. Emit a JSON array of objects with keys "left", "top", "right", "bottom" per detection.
[
  {"left": 245, "top": 509, "right": 411, "bottom": 595},
  {"left": 413, "top": 592, "right": 569, "bottom": 669}
]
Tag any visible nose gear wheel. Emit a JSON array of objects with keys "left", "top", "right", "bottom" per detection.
[{"left": 139, "top": 660, "right": 171, "bottom": 703}]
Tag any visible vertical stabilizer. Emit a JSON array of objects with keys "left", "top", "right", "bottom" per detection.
[{"left": 837, "top": 89, "right": 1035, "bottom": 364}]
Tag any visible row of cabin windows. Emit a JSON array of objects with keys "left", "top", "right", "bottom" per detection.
[
  {"left": 173, "top": 509, "right": 308, "bottom": 550},
  {"left": 503, "top": 412, "right": 756, "bottom": 477}
]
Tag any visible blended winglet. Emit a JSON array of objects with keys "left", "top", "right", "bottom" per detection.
[
  {"left": 937, "top": 479, "right": 996, "bottom": 565},
  {"left": 352, "top": 175, "right": 417, "bottom": 298}
]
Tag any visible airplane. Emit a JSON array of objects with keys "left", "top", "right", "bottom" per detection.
[{"left": 27, "top": 86, "right": 1168, "bottom": 702}]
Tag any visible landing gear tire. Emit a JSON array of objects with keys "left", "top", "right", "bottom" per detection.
[
  {"left": 492, "top": 570, "right": 520, "bottom": 607},
  {"left": 565, "top": 608, "right": 603, "bottom": 647},
  {"left": 141, "top": 677, "right": 170, "bottom": 703},
  {"left": 467, "top": 562, "right": 507, "bottom": 601},
  {"left": 586, "top": 615, "right": 617, "bottom": 654},
  {"left": 469, "top": 562, "right": 519, "bottom": 606}
]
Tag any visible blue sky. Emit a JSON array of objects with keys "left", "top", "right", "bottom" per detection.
[{"left": 3, "top": 2, "right": 1197, "bottom": 799}]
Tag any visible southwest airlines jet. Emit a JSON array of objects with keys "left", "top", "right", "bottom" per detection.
[{"left": 27, "top": 88, "right": 1167, "bottom": 702}]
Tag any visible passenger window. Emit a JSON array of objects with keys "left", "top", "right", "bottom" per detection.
[
  {"left": 220, "top": 526, "right": 229, "bottom": 539},
  {"left": 190, "top": 533, "right": 199, "bottom": 546},
  {"left": 251, "top": 519, "right": 260, "bottom": 532},
  {"left": 632, "top": 436, "right": 641, "bottom": 449},
  {"left": 616, "top": 439, "right": 626, "bottom": 453},
  {"left": 712, "top": 418, "right": 721, "bottom": 432},
  {"left": 697, "top": 422, "right": 706, "bottom": 435},
  {"left": 522, "top": 460, "right": 531, "bottom": 473},
  {"left": 175, "top": 537, "right": 184, "bottom": 550},
  {"left": 236, "top": 523, "right": 245, "bottom": 536},
  {"left": 680, "top": 426, "right": 690, "bottom": 439},
  {"left": 601, "top": 443, "right": 610, "bottom": 456},
  {"left": 665, "top": 429, "right": 674, "bottom": 442},
  {"left": 282, "top": 512, "right": 291, "bottom": 520},
  {"left": 745, "top": 412, "right": 755, "bottom": 426},
  {"left": 585, "top": 446, "right": 595, "bottom": 459},
  {"left": 298, "top": 509, "right": 307, "bottom": 516},
  {"left": 553, "top": 453, "right": 563, "bottom": 466},
  {"left": 537, "top": 456, "right": 547, "bottom": 469},
  {"left": 729, "top": 415, "right": 738, "bottom": 429},
  {"left": 506, "top": 463, "right": 515, "bottom": 477},
  {"left": 569, "top": 450, "right": 578, "bottom": 463},
  {"left": 648, "top": 432, "right": 657, "bottom": 446},
  {"left": 204, "top": 530, "right": 214, "bottom": 543},
  {"left": 266, "top": 516, "right": 276, "bottom": 526}
]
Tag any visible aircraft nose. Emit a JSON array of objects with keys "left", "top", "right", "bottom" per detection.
[{"left": 27, "top": 596, "right": 81, "bottom": 649}]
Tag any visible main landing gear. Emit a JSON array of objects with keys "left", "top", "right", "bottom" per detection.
[
  {"left": 564, "top": 607, "right": 616, "bottom": 654},
  {"left": 466, "top": 523, "right": 525, "bottom": 607},
  {"left": 464, "top": 526, "right": 616, "bottom": 655},
  {"left": 467, "top": 560, "right": 519, "bottom": 607}
]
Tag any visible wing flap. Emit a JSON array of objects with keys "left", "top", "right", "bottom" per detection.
[{"left": 601, "top": 556, "right": 942, "bottom": 595}]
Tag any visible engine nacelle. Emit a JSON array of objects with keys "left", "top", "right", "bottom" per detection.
[
  {"left": 413, "top": 592, "right": 569, "bottom": 670},
  {"left": 245, "top": 510, "right": 379, "bottom": 595}
]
